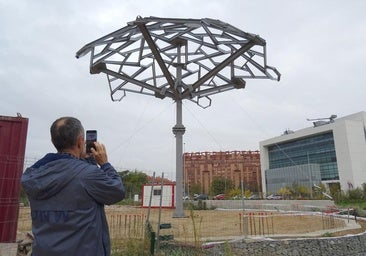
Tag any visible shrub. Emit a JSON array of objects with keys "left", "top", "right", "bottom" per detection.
[{"left": 348, "top": 188, "right": 363, "bottom": 201}]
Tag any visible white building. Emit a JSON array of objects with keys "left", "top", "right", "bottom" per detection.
[
  {"left": 260, "top": 111, "right": 366, "bottom": 194},
  {"left": 142, "top": 183, "right": 176, "bottom": 208}
]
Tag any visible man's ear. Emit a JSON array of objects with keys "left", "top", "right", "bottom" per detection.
[
  {"left": 77, "top": 135, "right": 87, "bottom": 158},
  {"left": 77, "top": 135, "right": 84, "bottom": 150}
]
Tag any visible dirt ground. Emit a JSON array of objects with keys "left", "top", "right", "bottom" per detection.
[
  {"left": 104, "top": 206, "right": 364, "bottom": 242},
  {"left": 331, "top": 218, "right": 366, "bottom": 236},
  {"left": 18, "top": 206, "right": 365, "bottom": 243}
]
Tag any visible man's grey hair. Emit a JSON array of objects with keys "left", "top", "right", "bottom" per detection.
[{"left": 50, "top": 117, "right": 84, "bottom": 152}]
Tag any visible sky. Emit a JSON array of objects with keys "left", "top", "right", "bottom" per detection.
[{"left": 1, "top": 0, "right": 365, "bottom": 180}]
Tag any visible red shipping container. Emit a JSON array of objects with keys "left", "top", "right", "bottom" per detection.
[{"left": 0, "top": 115, "right": 28, "bottom": 243}]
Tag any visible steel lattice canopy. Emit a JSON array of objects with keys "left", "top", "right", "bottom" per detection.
[{"left": 76, "top": 16, "right": 280, "bottom": 107}]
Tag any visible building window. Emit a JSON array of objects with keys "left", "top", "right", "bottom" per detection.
[
  {"left": 267, "top": 132, "right": 339, "bottom": 181},
  {"left": 153, "top": 189, "right": 161, "bottom": 196}
]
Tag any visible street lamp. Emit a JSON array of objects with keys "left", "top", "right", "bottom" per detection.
[{"left": 76, "top": 16, "right": 280, "bottom": 217}]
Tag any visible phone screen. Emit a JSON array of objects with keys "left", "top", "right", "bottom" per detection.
[{"left": 86, "top": 130, "right": 97, "bottom": 153}]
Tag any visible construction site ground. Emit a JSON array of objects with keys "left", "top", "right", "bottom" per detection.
[{"left": 16, "top": 201, "right": 366, "bottom": 244}]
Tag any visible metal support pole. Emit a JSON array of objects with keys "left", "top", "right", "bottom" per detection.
[
  {"left": 183, "top": 143, "right": 185, "bottom": 197},
  {"left": 173, "top": 44, "right": 186, "bottom": 218},
  {"left": 173, "top": 100, "right": 185, "bottom": 217},
  {"left": 241, "top": 180, "right": 248, "bottom": 238}
]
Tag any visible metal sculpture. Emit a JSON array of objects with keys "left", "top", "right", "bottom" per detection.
[{"left": 76, "top": 16, "right": 280, "bottom": 217}]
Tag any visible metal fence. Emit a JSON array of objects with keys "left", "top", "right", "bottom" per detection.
[{"left": 16, "top": 199, "right": 350, "bottom": 245}]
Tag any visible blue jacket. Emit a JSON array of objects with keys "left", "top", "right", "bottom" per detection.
[{"left": 21, "top": 153, "right": 125, "bottom": 256}]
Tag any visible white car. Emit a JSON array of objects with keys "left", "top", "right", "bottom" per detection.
[
  {"left": 266, "top": 194, "right": 282, "bottom": 200},
  {"left": 183, "top": 195, "right": 190, "bottom": 200}
]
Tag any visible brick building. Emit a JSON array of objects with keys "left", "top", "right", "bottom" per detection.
[{"left": 183, "top": 150, "right": 261, "bottom": 195}]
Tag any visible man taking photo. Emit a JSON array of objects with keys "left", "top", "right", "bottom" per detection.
[{"left": 21, "top": 116, "right": 125, "bottom": 256}]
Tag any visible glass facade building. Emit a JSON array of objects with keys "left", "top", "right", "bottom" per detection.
[
  {"left": 267, "top": 132, "right": 339, "bottom": 181},
  {"left": 265, "top": 164, "right": 322, "bottom": 193},
  {"left": 260, "top": 111, "right": 366, "bottom": 194}
]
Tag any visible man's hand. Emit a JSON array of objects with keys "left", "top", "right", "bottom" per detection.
[{"left": 90, "top": 142, "right": 108, "bottom": 166}]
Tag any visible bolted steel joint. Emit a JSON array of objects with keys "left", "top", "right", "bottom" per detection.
[{"left": 172, "top": 124, "right": 186, "bottom": 135}]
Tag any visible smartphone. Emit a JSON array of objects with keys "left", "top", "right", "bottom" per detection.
[{"left": 86, "top": 130, "right": 97, "bottom": 153}]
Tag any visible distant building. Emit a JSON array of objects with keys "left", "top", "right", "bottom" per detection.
[
  {"left": 183, "top": 150, "right": 261, "bottom": 194},
  {"left": 260, "top": 111, "right": 366, "bottom": 194}
]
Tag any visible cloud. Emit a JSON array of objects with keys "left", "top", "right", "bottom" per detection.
[{"left": 1, "top": 0, "right": 365, "bottom": 176}]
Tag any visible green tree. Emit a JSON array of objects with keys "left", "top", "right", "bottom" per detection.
[
  {"left": 289, "top": 182, "right": 310, "bottom": 199},
  {"left": 297, "top": 185, "right": 310, "bottom": 198},
  {"left": 348, "top": 188, "right": 363, "bottom": 201},
  {"left": 329, "top": 183, "right": 342, "bottom": 202},
  {"left": 210, "top": 177, "right": 234, "bottom": 195},
  {"left": 189, "top": 183, "right": 202, "bottom": 196},
  {"left": 246, "top": 181, "right": 259, "bottom": 193},
  {"left": 278, "top": 187, "right": 292, "bottom": 199},
  {"left": 227, "top": 188, "right": 241, "bottom": 199},
  {"left": 119, "top": 170, "right": 148, "bottom": 199},
  {"left": 244, "top": 189, "right": 251, "bottom": 198},
  {"left": 362, "top": 183, "right": 366, "bottom": 200}
]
